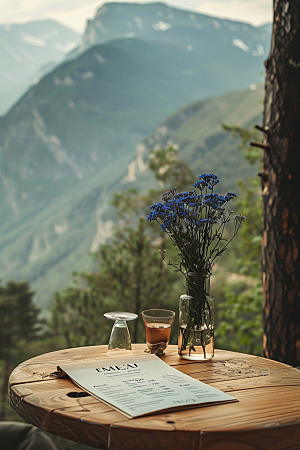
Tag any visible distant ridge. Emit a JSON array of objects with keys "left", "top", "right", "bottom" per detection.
[
  {"left": 70, "top": 1, "right": 271, "bottom": 58},
  {"left": 0, "top": 20, "right": 80, "bottom": 114}
]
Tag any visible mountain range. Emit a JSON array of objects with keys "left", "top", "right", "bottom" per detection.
[
  {"left": 0, "top": 20, "right": 80, "bottom": 115},
  {"left": 0, "top": 84, "right": 264, "bottom": 309},
  {"left": 0, "top": 2, "right": 270, "bottom": 309},
  {"left": 72, "top": 2, "right": 271, "bottom": 57}
]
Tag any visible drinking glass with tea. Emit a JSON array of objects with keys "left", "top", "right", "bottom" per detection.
[{"left": 142, "top": 309, "right": 175, "bottom": 355}]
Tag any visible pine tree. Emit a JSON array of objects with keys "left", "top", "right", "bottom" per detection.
[{"left": 0, "top": 280, "right": 40, "bottom": 420}]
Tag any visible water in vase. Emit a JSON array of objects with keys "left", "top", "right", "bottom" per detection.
[{"left": 178, "top": 324, "right": 214, "bottom": 360}]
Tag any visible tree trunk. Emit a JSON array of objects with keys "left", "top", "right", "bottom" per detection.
[{"left": 262, "top": 1, "right": 300, "bottom": 366}]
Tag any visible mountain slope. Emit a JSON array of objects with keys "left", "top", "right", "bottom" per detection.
[
  {"left": 0, "top": 3, "right": 270, "bottom": 227},
  {"left": 0, "top": 20, "right": 80, "bottom": 114},
  {"left": 124, "top": 83, "right": 264, "bottom": 193},
  {"left": 0, "top": 85, "right": 264, "bottom": 308},
  {"left": 0, "top": 33, "right": 266, "bottom": 224}
]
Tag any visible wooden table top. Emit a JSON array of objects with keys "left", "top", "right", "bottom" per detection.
[{"left": 8, "top": 344, "right": 300, "bottom": 450}]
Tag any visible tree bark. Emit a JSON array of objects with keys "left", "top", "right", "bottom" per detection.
[{"left": 262, "top": 1, "right": 300, "bottom": 365}]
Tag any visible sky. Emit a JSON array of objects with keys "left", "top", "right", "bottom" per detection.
[{"left": 0, "top": 0, "right": 272, "bottom": 33}]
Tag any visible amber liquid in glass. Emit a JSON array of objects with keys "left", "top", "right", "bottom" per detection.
[{"left": 145, "top": 323, "right": 172, "bottom": 344}]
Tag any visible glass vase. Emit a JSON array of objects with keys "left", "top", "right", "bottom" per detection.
[{"left": 178, "top": 275, "right": 214, "bottom": 361}]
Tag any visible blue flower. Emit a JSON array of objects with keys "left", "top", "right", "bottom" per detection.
[
  {"left": 147, "top": 174, "right": 245, "bottom": 276},
  {"left": 193, "top": 179, "right": 208, "bottom": 189},
  {"left": 194, "top": 174, "right": 220, "bottom": 190},
  {"left": 225, "top": 192, "right": 237, "bottom": 201},
  {"left": 147, "top": 211, "right": 158, "bottom": 221},
  {"left": 203, "top": 194, "right": 227, "bottom": 209},
  {"left": 174, "top": 191, "right": 196, "bottom": 200},
  {"left": 198, "top": 218, "right": 218, "bottom": 224},
  {"left": 150, "top": 202, "right": 164, "bottom": 211}
]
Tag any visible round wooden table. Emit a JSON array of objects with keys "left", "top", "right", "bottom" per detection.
[{"left": 8, "top": 344, "right": 300, "bottom": 450}]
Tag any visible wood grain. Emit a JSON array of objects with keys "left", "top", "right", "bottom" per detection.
[{"left": 8, "top": 345, "right": 300, "bottom": 450}]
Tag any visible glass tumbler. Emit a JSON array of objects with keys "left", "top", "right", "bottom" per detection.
[{"left": 142, "top": 309, "right": 175, "bottom": 356}]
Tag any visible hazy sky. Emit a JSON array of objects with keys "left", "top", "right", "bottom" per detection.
[{"left": 0, "top": 0, "right": 272, "bottom": 33}]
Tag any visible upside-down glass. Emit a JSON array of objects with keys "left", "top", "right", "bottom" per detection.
[
  {"left": 104, "top": 311, "right": 138, "bottom": 356},
  {"left": 142, "top": 309, "right": 175, "bottom": 356}
]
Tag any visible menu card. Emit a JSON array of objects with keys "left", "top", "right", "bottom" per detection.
[{"left": 58, "top": 354, "right": 237, "bottom": 418}]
